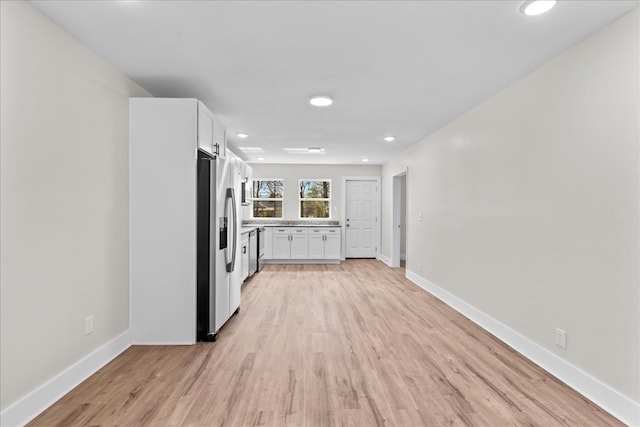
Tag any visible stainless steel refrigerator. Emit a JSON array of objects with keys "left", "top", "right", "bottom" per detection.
[{"left": 197, "top": 149, "right": 241, "bottom": 341}]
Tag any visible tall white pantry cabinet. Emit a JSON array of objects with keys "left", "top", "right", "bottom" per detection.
[{"left": 129, "top": 98, "right": 223, "bottom": 344}]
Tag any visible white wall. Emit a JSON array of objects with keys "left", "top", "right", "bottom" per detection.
[
  {"left": 246, "top": 163, "right": 381, "bottom": 221},
  {"left": 382, "top": 8, "right": 639, "bottom": 406},
  {"left": 0, "top": 0, "right": 150, "bottom": 411}
]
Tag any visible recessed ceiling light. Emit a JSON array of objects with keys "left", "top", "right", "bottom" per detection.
[
  {"left": 284, "top": 148, "right": 325, "bottom": 154},
  {"left": 309, "top": 96, "right": 333, "bottom": 107},
  {"left": 238, "top": 147, "right": 264, "bottom": 153},
  {"left": 237, "top": 132, "right": 249, "bottom": 139},
  {"left": 362, "top": 158, "right": 369, "bottom": 163},
  {"left": 520, "top": 0, "right": 557, "bottom": 16},
  {"left": 384, "top": 136, "right": 396, "bottom": 142},
  {"left": 257, "top": 157, "right": 265, "bottom": 161}
]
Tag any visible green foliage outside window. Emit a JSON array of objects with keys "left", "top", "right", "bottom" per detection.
[{"left": 299, "top": 180, "right": 330, "bottom": 218}]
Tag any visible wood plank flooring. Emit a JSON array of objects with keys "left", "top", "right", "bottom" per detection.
[{"left": 29, "top": 260, "right": 623, "bottom": 426}]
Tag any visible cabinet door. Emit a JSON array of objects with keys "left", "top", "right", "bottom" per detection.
[
  {"left": 308, "top": 229, "right": 324, "bottom": 259},
  {"left": 197, "top": 101, "right": 214, "bottom": 154},
  {"left": 213, "top": 117, "right": 227, "bottom": 159},
  {"left": 241, "top": 238, "right": 249, "bottom": 281},
  {"left": 324, "top": 229, "right": 341, "bottom": 259},
  {"left": 290, "top": 228, "right": 308, "bottom": 259},
  {"left": 272, "top": 229, "right": 290, "bottom": 259},
  {"left": 244, "top": 164, "right": 253, "bottom": 204}
]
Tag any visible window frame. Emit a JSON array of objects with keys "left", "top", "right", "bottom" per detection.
[
  {"left": 251, "top": 178, "right": 284, "bottom": 219},
  {"left": 298, "top": 179, "right": 331, "bottom": 219}
]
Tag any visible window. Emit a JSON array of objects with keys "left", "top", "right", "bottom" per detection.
[
  {"left": 252, "top": 179, "right": 284, "bottom": 218},
  {"left": 299, "top": 179, "right": 331, "bottom": 218}
]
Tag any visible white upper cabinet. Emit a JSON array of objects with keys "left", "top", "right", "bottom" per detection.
[
  {"left": 197, "top": 101, "right": 214, "bottom": 155},
  {"left": 242, "top": 163, "right": 253, "bottom": 205},
  {"left": 244, "top": 163, "right": 253, "bottom": 179},
  {"left": 213, "top": 116, "right": 227, "bottom": 159},
  {"left": 197, "top": 101, "right": 227, "bottom": 159}
]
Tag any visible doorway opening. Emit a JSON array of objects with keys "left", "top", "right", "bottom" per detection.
[{"left": 391, "top": 170, "right": 407, "bottom": 269}]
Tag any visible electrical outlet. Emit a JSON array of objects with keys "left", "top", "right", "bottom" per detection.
[
  {"left": 555, "top": 328, "right": 566, "bottom": 349},
  {"left": 84, "top": 315, "right": 94, "bottom": 335}
]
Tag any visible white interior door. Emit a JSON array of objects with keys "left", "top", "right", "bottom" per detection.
[{"left": 345, "top": 180, "right": 378, "bottom": 258}]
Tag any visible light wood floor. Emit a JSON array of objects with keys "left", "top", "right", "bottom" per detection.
[{"left": 30, "top": 260, "right": 622, "bottom": 426}]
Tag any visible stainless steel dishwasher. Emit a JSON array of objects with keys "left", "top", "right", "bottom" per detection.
[{"left": 248, "top": 230, "right": 257, "bottom": 276}]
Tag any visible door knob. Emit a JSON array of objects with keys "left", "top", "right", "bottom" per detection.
[{"left": 346, "top": 224, "right": 350, "bottom": 227}]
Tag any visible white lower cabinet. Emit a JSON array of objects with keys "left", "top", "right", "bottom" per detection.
[
  {"left": 272, "top": 228, "right": 292, "bottom": 258},
  {"left": 265, "top": 226, "right": 340, "bottom": 262},
  {"left": 240, "top": 234, "right": 249, "bottom": 281},
  {"left": 308, "top": 232, "right": 324, "bottom": 259},
  {"left": 271, "top": 228, "right": 309, "bottom": 259},
  {"left": 290, "top": 228, "right": 309, "bottom": 259},
  {"left": 324, "top": 229, "right": 341, "bottom": 259},
  {"left": 309, "top": 227, "right": 341, "bottom": 259}
]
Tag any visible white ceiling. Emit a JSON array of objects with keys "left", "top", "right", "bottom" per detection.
[{"left": 30, "top": 0, "right": 638, "bottom": 165}]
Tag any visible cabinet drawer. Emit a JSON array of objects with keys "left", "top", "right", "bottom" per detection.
[
  {"left": 310, "top": 227, "right": 340, "bottom": 235},
  {"left": 272, "top": 228, "right": 290, "bottom": 235},
  {"left": 291, "top": 228, "right": 308, "bottom": 234}
]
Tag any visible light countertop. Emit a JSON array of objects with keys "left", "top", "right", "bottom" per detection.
[
  {"left": 240, "top": 226, "right": 259, "bottom": 235},
  {"left": 242, "top": 220, "right": 340, "bottom": 227}
]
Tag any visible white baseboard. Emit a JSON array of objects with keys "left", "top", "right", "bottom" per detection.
[
  {"left": 377, "top": 254, "right": 392, "bottom": 267},
  {"left": 0, "top": 330, "right": 132, "bottom": 427},
  {"left": 405, "top": 269, "right": 640, "bottom": 427},
  {"left": 262, "top": 259, "right": 340, "bottom": 265}
]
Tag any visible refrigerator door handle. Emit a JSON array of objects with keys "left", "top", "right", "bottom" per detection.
[
  {"left": 223, "top": 188, "right": 230, "bottom": 268},
  {"left": 226, "top": 188, "right": 237, "bottom": 272},
  {"left": 231, "top": 187, "right": 237, "bottom": 272}
]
